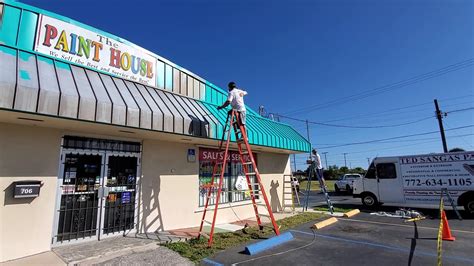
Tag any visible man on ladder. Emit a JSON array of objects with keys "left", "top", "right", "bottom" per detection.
[
  {"left": 217, "top": 81, "right": 247, "bottom": 128},
  {"left": 305, "top": 148, "right": 334, "bottom": 213},
  {"left": 199, "top": 81, "right": 280, "bottom": 247}
]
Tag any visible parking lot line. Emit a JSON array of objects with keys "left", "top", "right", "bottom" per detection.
[
  {"left": 290, "top": 229, "right": 474, "bottom": 264},
  {"left": 341, "top": 218, "right": 474, "bottom": 234}
]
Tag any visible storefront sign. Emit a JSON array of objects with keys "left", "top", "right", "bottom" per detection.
[
  {"left": 199, "top": 148, "right": 253, "bottom": 163},
  {"left": 122, "top": 192, "right": 131, "bottom": 204},
  {"left": 399, "top": 152, "right": 474, "bottom": 203},
  {"left": 13, "top": 181, "right": 42, "bottom": 198},
  {"left": 35, "top": 15, "right": 156, "bottom": 86}
]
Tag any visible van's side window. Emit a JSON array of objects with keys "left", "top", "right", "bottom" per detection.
[
  {"left": 376, "top": 163, "right": 397, "bottom": 179},
  {"left": 365, "top": 163, "right": 376, "bottom": 179}
]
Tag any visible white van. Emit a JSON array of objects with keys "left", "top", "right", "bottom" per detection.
[{"left": 352, "top": 151, "right": 474, "bottom": 213}]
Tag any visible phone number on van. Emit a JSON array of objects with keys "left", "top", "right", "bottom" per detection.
[{"left": 404, "top": 178, "right": 472, "bottom": 187}]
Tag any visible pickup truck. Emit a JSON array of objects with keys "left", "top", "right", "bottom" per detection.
[{"left": 334, "top": 174, "right": 362, "bottom": 194}]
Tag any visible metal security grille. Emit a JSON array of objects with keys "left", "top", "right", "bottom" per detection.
[
  {"left": 55, "top": 136, "right": 141, "bottom": 244},
  {"left": 62, "top": 135, "right": 141, "bottom": 153},
  {"left": 56, "top": 154, "right": 102, "bottom": 242},
  {"left": 102, "top": 156, "right": 137, "bottom": 234}
]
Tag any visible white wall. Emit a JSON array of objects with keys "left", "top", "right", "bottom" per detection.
[
  {"left": 139, "top": 140, "right": 289, "bottom": 232},
  {"left": 0, "top": 123, "right": 62, "bottom": 262}
]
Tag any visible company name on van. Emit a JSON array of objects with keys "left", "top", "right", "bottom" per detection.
[{"left": 400, "top": 153, "right": 474, "bottom": 164}]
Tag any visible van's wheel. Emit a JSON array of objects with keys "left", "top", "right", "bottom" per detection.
[
  {"left": 334, "top": 185, "right": 340, "bottom": 193},
  {"left": 464, "top": 197, "right": 474, "bottom": 214},
  {"left": 362, "top": 193, "right": 378, "bottom": 208}
]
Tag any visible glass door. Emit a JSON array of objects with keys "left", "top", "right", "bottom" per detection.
[
  {"left": 54, "top": 152, "right": 104, "bottom": 244},
  {"left": 100, "top": 153, "right": 140, "bottom": 238}
]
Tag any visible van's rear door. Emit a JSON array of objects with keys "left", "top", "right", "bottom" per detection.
[{"left": 376, "top": 158, "right": 404, "bottom": 204}]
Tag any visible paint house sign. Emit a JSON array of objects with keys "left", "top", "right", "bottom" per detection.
[{"left": 35, "top": 15, "right": 157, "bottom": 86}]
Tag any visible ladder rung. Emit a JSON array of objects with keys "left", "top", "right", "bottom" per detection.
[
  {"left": 199, "top": 232, "right": 210, "bottom": 239},
  {"left": 241, "top": 151, "right": 250, "bottom": 155},
  {"left": 202, "top": 219, "right": 213, "bottom": 224},
  {"left": 237, "top": 138, "right": 245, "bottom": 143},
  {"left": 216, "top": 162, "right": 224, "bottom": 165},
  {"left": 283, "top": 192, "right": 293, "bottom": 194},
  {"left": 283, "top": 181, "right": 292, "bottom": 184},
  {"left": 249, "top": 183, "right": 260, "bottom": 186},
  {"left": 246, "top": 172, "right": 256, "bottom": 175},
  {"left": 259, "top": 213, "right": 271, "bottom": 218},
  {"left": 243, "top": 161, "right": 253, "bottom": 165}
]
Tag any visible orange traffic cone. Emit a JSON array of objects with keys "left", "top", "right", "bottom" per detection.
[{"left": 441, "top": 210, "right": 455, "bottom": 241}]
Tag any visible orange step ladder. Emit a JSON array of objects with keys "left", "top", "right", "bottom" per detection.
[{"left": 198, "top": 110, "right": 280, "bottom": 247}]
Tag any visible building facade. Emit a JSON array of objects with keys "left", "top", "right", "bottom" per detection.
[{"left": 0, "top": 0, "right": 310, "bottom": 262}]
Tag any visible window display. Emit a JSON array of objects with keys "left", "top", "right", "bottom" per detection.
[{"left": 198, "top": 148, "right": 258, "bottom": 206}]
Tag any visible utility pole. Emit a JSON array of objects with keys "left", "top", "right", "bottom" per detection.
[
  {"left": 322, "top": 152, "right": 329, "bottom": 168},
  {"left": 343, "top": 153, "right": 348, "bottom": 168},
  {"left": 434, "top": 99, "right": 448, "bottom": 153},
  {"left": 293, "top": 154, "right": 297, "bottom": 173},
  {"left": 367, "top": 157, "right": 371, "bottom": 166}
]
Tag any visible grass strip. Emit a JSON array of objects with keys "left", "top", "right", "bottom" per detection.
[
  {"left": 163, "top": 212, "right": 325, "bottom": 263},
  {"left": 313, "top": 206, "right": 353, "bottom": 213}
]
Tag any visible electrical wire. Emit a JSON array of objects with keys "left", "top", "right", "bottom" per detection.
[
  {"left": 445, "top": 107, "right": 474, "bottom": 115},
  {"left": 315, "top": 133, "right": 474, "bottom": 146},
  {"left": 317, "top": 125, "right": 474, "bottom": 149},
  {"left": 317, "top": 95, "right": 474, "bottom": 123},
  {"left": 283, "top": 59, "right": 474, "bottom": 115},
  {"left": 277, "top": 114, "right": 434, "bottom": 129}
]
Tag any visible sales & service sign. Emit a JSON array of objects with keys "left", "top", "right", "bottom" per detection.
[{"left": 35, "top": 15, "right": 156, "bottom": 86}]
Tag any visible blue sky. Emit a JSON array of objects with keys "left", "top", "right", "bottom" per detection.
[{"left": 23, "top": 0, "right": 474, "bottom": 170}]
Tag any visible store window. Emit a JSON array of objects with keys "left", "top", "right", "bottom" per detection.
[{"left": 199, "top": 148, "right": 258, "bottom": 207}]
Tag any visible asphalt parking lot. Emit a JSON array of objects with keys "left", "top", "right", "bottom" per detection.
[{"left": 202, "top": 192, "right": 474, "bottom": 266}]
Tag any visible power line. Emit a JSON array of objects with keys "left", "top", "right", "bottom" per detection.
[
  {"left": 445, "top": 107, "right": 474, "bottom": 114},
  {"left": 283, "top": 59, "right": 474, "bottom": 115},
  {"left": 315, "top": 133, "right": 474, "bottom": 146},
  {"left": 317, "top": 125, "right": 474, "bottom": 149},
  {"left": 277, "top": 113, "right": 434, "bottom": 128},
  {"left": 316, "top": 95, "right": 473, "bottom": 123}
]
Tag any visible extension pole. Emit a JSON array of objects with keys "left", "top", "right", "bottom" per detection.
[
  {"left": 304, "top": 119, "right": 312, "bottom": 212},
  {"left": 434, "top": 99, "right": 448, "bottom": 153},
  {"left": 322, "top": 152, "right": 328, "bottom": 168},
  {"left": 293, "top": 154, "right": 297, "bottom": 173}
]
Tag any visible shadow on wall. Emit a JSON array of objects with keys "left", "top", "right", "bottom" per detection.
[
  {"left": 188, "top": 115, "right": 209, "bottom": 138},
  {"left": 3, "top": 182, "right": 37, "bottom": 205},
  {"left": 269, "top": 180, "right": 282, "bottom": 212},
  {"left": 136, "top": 174, "right": 164, "bottom": 236}
]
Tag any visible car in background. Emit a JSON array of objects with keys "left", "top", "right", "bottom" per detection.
[{"left": 334, "top": 174, "right": 362, "bottom": 194}]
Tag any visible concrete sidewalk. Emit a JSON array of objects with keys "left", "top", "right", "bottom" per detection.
[{"left": 1, "top": 210, "right": 310, "bottom": 266}]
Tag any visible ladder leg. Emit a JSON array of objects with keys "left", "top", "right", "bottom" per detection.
[
  {"left": 235, "top": 114, "right": 280, "bottom": 235},
  {"left": 199, "top": 111, "right": 235, "bottom": 247}
]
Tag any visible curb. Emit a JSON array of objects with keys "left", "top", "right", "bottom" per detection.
[
  {"left": 312, "top": 217, "right": 338, "bottom": 230},
  {"left": 343, "top": 209, "right": 361, "bottom": 218}
]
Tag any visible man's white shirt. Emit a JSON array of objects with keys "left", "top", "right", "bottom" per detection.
[
  {"left": 227, "top": 89, "right": 247, "bottom": 112},
  {"left": 311, "top": 153, "right": 323, "bottom": 169}
]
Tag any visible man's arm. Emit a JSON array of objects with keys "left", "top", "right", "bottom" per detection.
[{"left": 217, "top": 101, "right": 230, "bottom": 110}]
